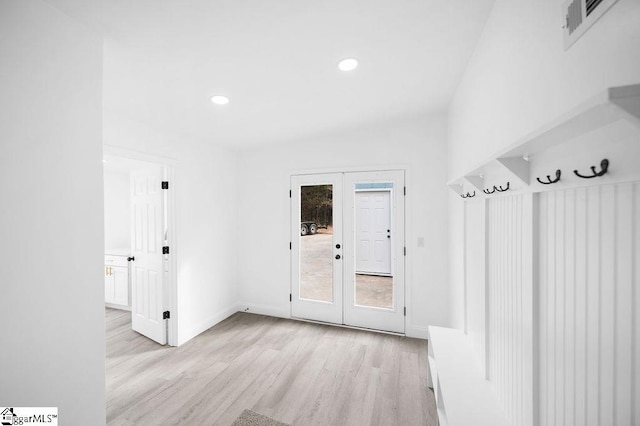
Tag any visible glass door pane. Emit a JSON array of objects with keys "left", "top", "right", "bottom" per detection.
[
  {"left": 290, "top": 174, "right": 343, "bottom": 324},
  {"left": 299, "top": 184, "right": 334, "bottom": 302}
]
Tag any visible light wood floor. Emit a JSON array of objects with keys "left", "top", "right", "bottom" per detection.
[{"left": 106, "top": 308, "right": 437, "bottom": 425}]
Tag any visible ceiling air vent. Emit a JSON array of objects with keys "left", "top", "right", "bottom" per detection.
[{"left": 562, "top": 0, "right": 619, "bottom": 50}]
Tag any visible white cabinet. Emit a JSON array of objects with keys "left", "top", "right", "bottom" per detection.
[{"left": 105, "top": 254, "right": 130, "bottom": 307}]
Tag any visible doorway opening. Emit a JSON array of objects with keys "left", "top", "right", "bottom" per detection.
[
  {"left": 291, "top": 170, "right": 405, "bottom": 334},
  {"left": 103, "top": 153, "right": 176, "bottom": 346}
]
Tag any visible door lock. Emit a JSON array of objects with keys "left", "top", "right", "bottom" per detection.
[{"left": 335, "top": 254, "right": 341, "bottom": 260}]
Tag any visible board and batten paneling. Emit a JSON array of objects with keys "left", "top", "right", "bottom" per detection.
[
  {"left": 486, "top": 194, "right": 534, "bottom": 426},
  {"left": 464, "top": 198, "right": 487, "bottom": 374},
  {"left": 538, "top": 182, "right": 640, "bottom": 426}
]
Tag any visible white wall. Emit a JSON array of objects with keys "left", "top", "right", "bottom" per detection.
[
  {"left": 449, "top": 0, "right": 640, "bottom": 179},
  {"left": 237, "top": 114, "right": 449, "bottom": 337},
  {"left": 104, "top": 169, "right": 130, "bottom": 249},
  {"left": 448, "top": 0, "right": 640, "bottom": 329},
  {"left": 0, "top": 1, "right": 105, "bottom": 424},
  {"left": 103, "top": 112, "right": 239, "bottom": 345}
]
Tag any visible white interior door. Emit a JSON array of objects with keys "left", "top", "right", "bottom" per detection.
[
  {"left": 355, "top": 191, "right": 392, "bottom": 275},
  {"left": 130, "top": 167, "right": 166, "bottom": 344},
  {"left": 291, "top": 170, "right": 405, "bottom": 334},
  {"left": 291, "top": 174, "right": 343, "bottom": 324},
  {"left": 344, "top": 171, "right": 405, "bottom": 333}
]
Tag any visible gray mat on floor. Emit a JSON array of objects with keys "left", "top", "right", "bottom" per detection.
[{"left": 231, "top": 409, "right": 290, "bottom": 426}]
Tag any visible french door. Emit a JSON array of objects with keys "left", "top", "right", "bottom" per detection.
[{"left": 291, "top": 170, "right": 405, "bottom": 333}]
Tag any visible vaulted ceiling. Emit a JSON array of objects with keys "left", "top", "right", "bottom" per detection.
[{"left": 57, "top": 0, "right": 496, "bottom": 149}]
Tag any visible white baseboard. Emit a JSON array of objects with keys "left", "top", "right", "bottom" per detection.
[
  {"left": 178, "top": 304, "right": 238, "bottom": 346},
  {"left": 405, "top": 323, "right": 429, "bottom": 340},
  {"left": 236, "top": 301, "right": 291, "bottom": 319},
  {"left": 238, "top": 302, "right": 428, "bottom": 339}
]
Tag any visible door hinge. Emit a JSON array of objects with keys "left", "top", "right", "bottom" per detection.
[
  {"left": 290, "top": 293, "right": 292, "bottom": 302},
  {"left": 289, "top": 242, "right": 292, "bottom": 250},
  {"left": 404, "top": 186, "right": 406, "bottom": 196},
  {"left": 162, "top": 181, "right": 169, "bottom": 190},
  {"left": 404, "top": 246, "right": 406, "bottom": 256},
  {"left": 289, "top": 190, "right": 292, "bottom": 198},
  {"left": 162, "top": 246, "right": 170, "bottom": 254},
  {"left": 163, "top": 311, "right": 170, "bottom": 319},
  {"left": 404, "top": 307, "right": 406, "bottom": 316}
]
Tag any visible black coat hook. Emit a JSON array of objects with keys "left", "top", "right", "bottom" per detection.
[
  {"left": 461, "top": 191, "right": 476, "bottom": 199},
  {"left": 495, "top": 182, "right": 510, "bottom": 192},
  {"left": 483, "top": 186, "right": 496, "bottom": 194},
  {"left": 574, "top": 159, "right": 609, "bottom": 179},
  {"left": 536, "top": 169, "right": 561, "bottom": 185}
]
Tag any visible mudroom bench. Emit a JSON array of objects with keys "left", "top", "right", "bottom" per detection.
[{"left": 428, "top": 326, "right": 510, "bottom": 426}]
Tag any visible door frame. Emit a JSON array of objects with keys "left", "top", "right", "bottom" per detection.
[
  {"left": 289, "top": 166, "right": 408, "bottom": 334},
  {"left": 103, "top": 145, "right": 178, "bottom": 346}
]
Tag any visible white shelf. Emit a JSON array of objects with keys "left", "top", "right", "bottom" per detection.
[
  {"left": 449, "top": 83, "right": 640, "bottom": 198},
  {"left": 428, "top": 326, "right": 510, "bottom": 426},
  {"left": 498, "top": 84, "right": 640, "bottom": 159}
]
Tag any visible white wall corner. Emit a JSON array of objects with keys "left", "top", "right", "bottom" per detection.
[{"left": 177, "top": 304, "right": 239, "bottom": 346}]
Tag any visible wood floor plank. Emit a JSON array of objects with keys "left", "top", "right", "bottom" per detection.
[{"left": 106, "top": 308, "right": 437, "bottom": 425}]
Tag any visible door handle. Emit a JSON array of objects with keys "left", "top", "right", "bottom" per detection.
[{"left": 335, "top": 254, "right": 341, "bottom": 260}]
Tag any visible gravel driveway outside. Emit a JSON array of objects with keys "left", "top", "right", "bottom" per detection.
[{"left": 299, "top": 231, "right": 393, "bottom": 309}]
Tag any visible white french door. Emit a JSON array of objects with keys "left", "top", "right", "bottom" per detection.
[
  {"left": 130, "top": 166, "right": 167, "bottom": 344},
  {"left": 291, "top": 170, "right": 405, "bottom": 333},
  {"left": 343, "top": 171, "right": 405, "bottom": 332}
]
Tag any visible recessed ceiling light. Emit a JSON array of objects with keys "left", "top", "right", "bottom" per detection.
[
  {"left": 338, "top": 57, "right": 358, "bottom": 72},
  {"left": 210, "top": 95, "right": 229, "bottom": 105}
]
